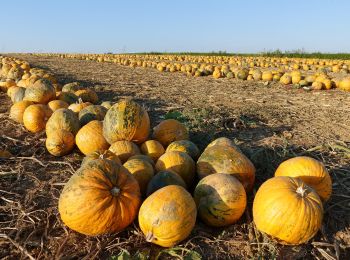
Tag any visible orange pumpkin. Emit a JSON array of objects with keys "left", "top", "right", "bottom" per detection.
[
  {"left": 146, "top": 170, "right": 187, "bottom": 196},
  {"left": 75, "top": 89, "right": 98, "bottom": 104},
  {"left": 253, "top": 176, "right": 323, "bottom": 245},
  {"left": 23, "top": 79, "right": 56, "bottom": 104},
  {"left": 138, "top": 185, "right": 197, "bottom": 247},
  {"left": 109, "top": 140, "right": 141, "bottom": 163},
  {"left": 275, "top": 156, "right": 332, "bottom": 201},
  {"left": 103, "top": 99, "right": 150, "bottom": 144},
  {"left": 75, "top": 120, "right": 109, "bottom": 155},
  {"left": 23, "top": 104, "right": 52, "bottom": 133},
  {"left": 45, "top": 108, "right": 80, "bottom": 136},
  {"left": 48, "top": 100, "right": 69, "bottom": 112},
  {"left": 206, "top": 137, "right": 242, "bottom": 153},
  {"left": 128, "top": 154, "right": 155, "bottom": 167},
  {"left": 194, "top": 174, "right": 246, "bottom": 227},
  {"left": 152, "top": 119, "right": 189, "bottom": 147},
  {"left": 197, "top": 145, "right": 256, "bottom": 192},
  {"left": 46, "top": 130, "right": 75, "bottom": 156},
  {"left": 140, "top": 140, "right": 165, "bottom": 162},
  {"left": 82, "top": 149, "right": 121, "bottom": 166},
  {"left": 59, "top": 159, "right": 141, "bottom": 235},
  {"left": 9, "top": 100, "right": 33, "bottom": 123},
  {"left": 155, "top": 151, "right": 195, "bottom": 187},
  {"left": 166, "top": 140, "right": 199, "bottom": 159},
  {"left": 68, "top": 98, "right": 92, "bottom": 113}
]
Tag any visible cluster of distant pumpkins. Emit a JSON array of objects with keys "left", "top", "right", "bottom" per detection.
[{"left": 0, "top": 56, "right": 332, "bottom": 247}]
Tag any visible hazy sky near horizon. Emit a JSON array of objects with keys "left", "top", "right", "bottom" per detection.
[{"left": 1, "top": 0, "right": 349, "bottom": 53}]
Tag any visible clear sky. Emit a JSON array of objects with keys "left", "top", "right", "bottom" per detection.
[{"left": 1, "top": 0, "right": 349, "bottom": 53}]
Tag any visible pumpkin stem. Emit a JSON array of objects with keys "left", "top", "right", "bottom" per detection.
[
  {"left": 296, "top": 185, "right": 307, "bottom": 198},
  {"left": 145, "top": 232, "right": 154, "bottom": 242},
  {"left": 110, "top": 187, "right": 120, "bottom": 196},
  {"left": 78, "top": 98, "right": 83, "bottom": 104}
]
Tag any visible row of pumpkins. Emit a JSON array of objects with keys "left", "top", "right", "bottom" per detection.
[
  {"left": 34, "top": 53, "right": 350, "bottom": 91},
  {"left": 1, "top": 56, "right": 332, "bottom": 248}
]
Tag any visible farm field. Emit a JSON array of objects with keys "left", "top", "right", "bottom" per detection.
[{"left": 1, "top": 53, "right": 350, "bottom": 259}]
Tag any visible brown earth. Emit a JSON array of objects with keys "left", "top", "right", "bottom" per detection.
[{"left": 0, "top": 54, "right": 349, "bottom": 259}]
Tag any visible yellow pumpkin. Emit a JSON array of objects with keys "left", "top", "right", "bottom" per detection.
[
  {"left": 275, "top": 156, "right": 332, "bottom": 201},
  {"left": 9, "top": 100, "right": 33, "bottom": 123},
  {"left": 23, "top": 104, "right": 52, "bottom": 133},
  {"left": 194, "top": 174, "right": 246, "bottom": 227},
  {"left": 82, "top": 149, "right": 121, "bottom": 166},
  {"left": 155, "top": 151, "right": 195, "bottom": 187},
  {"left": 127, "top": 154, "right": 155, "bottom": 167},
  {"left": 140, "top": 140, "right": 165, "bottom": 162},
  {"left": 75, "top": 120, "right": 109, "bottom": 155},
  {"left": 109, "top": 140, "right": 141, "bottom": 163},
  {"left": 253, "top": 176, "right": 323, "bottom": 245},
  {"left": 152, "top": 119, "right": 189, "bottom": 147},
  {"left": 46, "top": 130, "right": 75, "bottom": 156},
  {"left": 138, "top": 185, "right": 197, "bottom": 247},
  {"left": 48, "top": 100, "right": 69, "bottom": 112},
  {"left": 45, "top": 108, "right": 80, "bottom": 136},
  {"left": 68, "top": 99, "right": 92, "bottom": 113},
  {"left": 166, "top": 140, "right": 200, "bottom": 159}
]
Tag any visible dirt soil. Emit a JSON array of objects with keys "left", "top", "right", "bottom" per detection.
[{"left": 1, "top": 54, "right": 350, "bottom": 259}]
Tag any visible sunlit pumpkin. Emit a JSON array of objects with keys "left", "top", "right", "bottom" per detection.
[
  {"left": 79, "top": 105, "right": 107, "bottom": 126},
  {"left": 9, "top": 100, "right": 33, "bottom": 123},
  {"left": 75, "top": 89, "right": 98, "bottom": 104},
  {"left": 46, "top": 130, "right": 75, "bottom": 156},
  {"left": 166, "top": 140, "right": 200, "bottom": 159},
  {"left": 81, "top": 149, "right": 121, "bottom": 167},
  {"left": 109, "top": 140, "right": 141, "bottom": 163},
  {"left": 140, "top": 140, "right": 165, "bottom": 162},
  {"left": 152, "top": 119, "right": 189, "bottom": 147},
  {"left": 23, "top": 104, "right": 52, "bottom": 133},
  {"left": 61, "top": 82, "right": 84, "bottom": 93},
  {"left": 68, "top": 99, "right": 92, "bottom": 113},
  {"left": 23, "top": 79, "right": 56, "bottom": 104},
  {"left": 48, "top": 100, "right": 69, "bottom": 112},
  {"left": 45, "top": 108, "right": 80, "bottom": 136}
]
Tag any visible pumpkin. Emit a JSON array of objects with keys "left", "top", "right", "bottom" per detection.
[
  {"left": 103, "top": 99, "right": 150, "bottom": 144},
  {"left": 155, "top": 151, "right": 195, "bottom": 187},
  {"left": 197, "top": 145, "right": 255, "bottom": 192},
  {"left": 59, "top": 159, "right": 141, "bottom": 235},
  {"left": 23, "top": 104, "right": 52, "bottom": 133},
  {"left": 101, "top": 101, "right": 113, "bottom": 109},
  {"left": 262, "top": 71, "right": 273, "bottom": 81},
  {"left": 9, "top": 87, "right": 26, "bottom": 103},
  {"left": 123, "top": 159, "right": 154, "bottom": 196},
  {"left": 140, "top": 140, "right": 165, "bottom": 162},
  {"left": 206, "top": 137, "right": 242, "bottom": 152},
  {"left": 152, "top": 119, "right": 189, "bottom": 147},
  {"left": 79, "top": 105, "right": 107, "bottom": 126},
  {"left": 166, "top": 140, "right": 199, "bottom": 159},
  {"left": 62, "top": 82, "right": 84, "bottom": 93},
  {"left": 46, "top": 130, "right": 75, "bottom": 156},
  {"left": 274, "top": 156, "right": 332, "bottom": 201},
  {"left": 45, "top": 108, "right": 80, "bottom": 136},
  {"left": 280, "top": 74, "right": 292, "bottom": 85},
  {"left": 57, "top": 91, "right": 79, "bottom": 104},
  {"left": 82, "top": 149, "right": 121, "bottom": 167},
  {"left": 68, "top": 98, "right": 92, "bottom": 113},
  {"left": 138, "top": 185, "right": 197, "bottom": 247},
  {"left": 23, "top": 79, "right": 56, "bottom": 104},
  {"left": 194, "top": 174, "right": 246, "bottom": 227},
  {"left": 236, "top": 69, "right": 249, "bottom": 80},
  {"left": 146, "top": 170, "right": 187, "bottom": 196},
  {"left": 253, "top": 176, "right": 323, "bottom": 245},
  {"left": 109, "top": 140, "right": 141, "bottom": 163},
  {"left": 339, "top": 78, "right": 350, "bottom": 91},
  {"left": 128, "top": 154, "right": 155, "bottom": 166},
  {"left": 75, "top": 89, "right": 98, "bottom": 104},
  {"left": 312, "top": 81, "right": 323, "bottom": 90},
  {"left": 9, "top": 100, "right": 33, "bottom": 123},
  {"left": 48, "top": 100, "right": 69, "bottom": 112},
  {"left": 0, "top": 79, "right": 16, "bottom": 92},
  {"left": 76, "top": 120, "right": 109, "bottom": 155}
]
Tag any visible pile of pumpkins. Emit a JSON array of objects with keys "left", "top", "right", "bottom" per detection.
[
  {"left": 1, "top": 56, "right": 333, "bottom": 248},
  {"left": 34, "top": 53, "right": 350, "bottom": 91}
]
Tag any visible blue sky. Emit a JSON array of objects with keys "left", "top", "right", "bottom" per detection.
[{"left": 1, "top": 0, "right": 349, "bottom": 53}]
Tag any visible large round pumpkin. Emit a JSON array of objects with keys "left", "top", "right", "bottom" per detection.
[
  {"left": 253, "top": 176, "right": 323, "bottom": 245},
  {"left": 81, "top": 149, "right": 121, "bottom": 167},
  {"left": 48, "top": 100, "right": 69, "bottom": 112},
  {"left": 109, "top": 140, "right": 140, "bottom": 163},
  {"left": 146, "top": 170, "right": 187, "bottom": 196},
  {"left": 46, "top": 130, "right": 75, "bottom": 156},
  {"left": 23, "top": 79, "right": 56, "bottom": 104},
  {"left": 197, "top": 145, "right": 256, "bottom": 192},
  {"left": 138, "top": 185, "right": 197, "bottom": 247},
  {"left": 152, "top": 119, "right": 189, "bottom": 147},
  {"left": 123, "top": 159, "right": 154, "bottom": 196},
  {"left": 59, "top": 159, "right": 141, "bottom": 235},
  {"left": 45, "top": 108, "right": 80, "bottom": 136},
  {"left": 155, "top": 151, "right": 195, "bottom": 187},
  {"left": 75, "top": 120, "right": 109, "bottom": 155},
  {"left": 274, "top": 156, "right": 332, "bottom": 201},
  {"left": 166, "top": 140, "right": 199, "bottom": 159},
  {"left": 140, "top": 140, "right": 165, "bottom": 162},
  {"left": 79, "top": 105, "right": 107, "bottom": 126},
  {"left": 9, "top": 100, "right": 33, "bottom": 123},
  {"left": 194, "top": 174, "right": 246, "bottom": 227},
  {"left": 103, "top": 99, "right": 150, "bottom": 144},
  {"left": 23, "top": 104, "right": 52, "bottom": 133}
]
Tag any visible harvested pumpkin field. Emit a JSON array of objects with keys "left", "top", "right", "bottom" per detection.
[{"left": 1, "top": 53, "right": 350, "bottom": 259}]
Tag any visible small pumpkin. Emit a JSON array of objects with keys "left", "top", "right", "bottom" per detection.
[
  {"left": 76, "top": 120, "right": 109, "bottom": 155},
  {"left": 23, "top": 104, "right": 52, "bottom": 133},
  {"left": 103, "top": 99, "right": 150, "bottom": 144},
  {"left": 194, "top": 174, "right": 246, "bottom": 227},
  {"left": 138, "top": 185, "right": 197, "bottom": 247},
  {"left": 46, "top": 130, "right": 75, "bottom": 156},
  {"left": 75, "top": 89, "right": 98, "bottom": 104},
  {"left": 253, "top": 176, "right": 323, "bottom": 245},
  {"left": 57, "top": 91, "right": 79, "bottom": 104},
  {"left": 275, "top": 156, "right": 332, "bottom": 201},
  {"left": 68, "top": 98, "right": 92, "bottom": 113},
  {"left": 45, "top": 108, "right": 80, "bottom": 136},
  {"left": 197, "top": 145, "right": 255, "bottom": 192},
  {"left": 128, "top": 154, "right": 155, "bottom": 167},
  {"left": 59, "top": 159, "right": 141, "bottom": 235},
  {"left": 140, "top": 140, "right": 165, "bottom": 162},
  {"left": 152, "top": 119, "right": 189, "bottom": 147},
  {"left": 62, "top": 82, "right": 84, "bottom": 93},
  {"left": 146, "top": 170, "right": 187, "bottom": 196},
  {"left": 124, "top": 159, "right": 154, "bottom": 196},
  {"left": 109, "top": 140, "right": 141, "bottom": 163},
  {"left": 23, "top": 79, "right": 56, "bottom": 104},
  {"left": 82, "top": 149, "right": 121, "bottom": 167},
  {"left": 166, "top": 140, "right": 199, "bottom": 159},
  {"left": 79, "top": 105, "right": 107, "bottom": 126},
  {"left": 155, "top": 151, "right": 195, "bottom": 187},
  {"left": 9, "top": 100, "right": 33, "bottom": 123},
  {"left": 48, "top": 100, "right": 69, "bottom": 112}
]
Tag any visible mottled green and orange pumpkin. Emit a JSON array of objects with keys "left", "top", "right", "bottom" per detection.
[
  {"left": 23, "top": 104, "right": 53, "bottom": 133},
  {"left": 45, "top": 108, "right": 80, "bottom": 136},
  {"left": 57, "top": 91, "right": 79, "bottom": 104},
  {"left": 75, "top": 89, "right": 98, "bottom": 104},
  {"left": 59, "top": 159, "right": 141, "bottom": 235},
  {"left": 23, "top": 79, "right": 56, "bottom": 104},
  {"left": 79, "top": 105, "right": 107, "bottom": 126},
  {"left": 152, "top": 119, "right": 189, "bottom": 147},
  {"left": 62, "top": 82, "right": 84, "bottom": 93},
  {"left": 109, "top": 140, "right": 141, "bottom": 163},
  {"left": 138, "top": 185, "right": 197, "bottom": 247},
  {"left": 46, "top": 130, "right": 75, "bottom": 156},
  {"left": 166, "top": 140, "right": 200, "bottom": 159},
  {"left": 146, "top": 170, "right": 187, "bottom": 196},
  {"left": 82, "top": 149, "right": 121, "bottom": 167},
  {"left": 140, "top": 140, "right": 165, "bottom": 162},
  {"left": 206, "top": 137, "right": 242, "bottom": 153}
]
